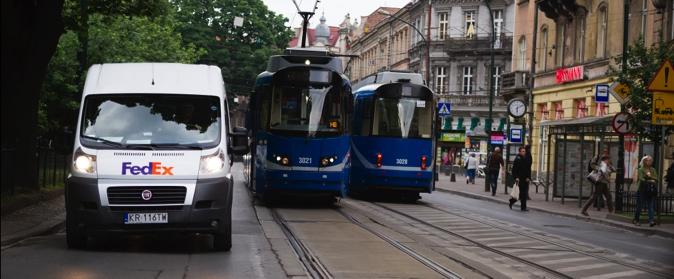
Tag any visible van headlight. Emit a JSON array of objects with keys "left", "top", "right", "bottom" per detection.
[
  {"left": 73, "top": 148, "right": 96, "bottom": 174},
  {"left": 200, "top": 150, "right": 225, "bottom": 174}
]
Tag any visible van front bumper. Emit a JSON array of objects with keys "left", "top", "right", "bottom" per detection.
[{"left": 65, "top": 176, "right": 232, "bottom": 235}]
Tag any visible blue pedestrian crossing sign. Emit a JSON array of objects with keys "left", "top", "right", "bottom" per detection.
[{"left": 438, "top": 102, "right": 451, "bottom": 116}]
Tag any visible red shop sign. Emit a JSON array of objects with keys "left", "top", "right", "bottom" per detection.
[{"left": 555, "top": 65, "right": 584, "bottom": 84}]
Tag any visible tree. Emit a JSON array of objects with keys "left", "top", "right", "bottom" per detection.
[
  {"left": 173, "top": 0, "right": 294, "bottom": 96},
  {"left": 611, "top": 38, "right": 674, "bottom": 142},
  {"left": 39, "top": 13, "right": 204, "bottom": 135},
  {"left": 1, "top": 0, "right": 65, "bottom": 192}
]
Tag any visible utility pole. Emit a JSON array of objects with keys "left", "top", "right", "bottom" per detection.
[
  {"left": 485, "top": 0, "right": 496, "bottom": 192},
  {"left": 426, "top": 0, "right": 432, "bottom": 84},
  {"left": 615, "top": 0, "right": 629, "bottom": 212},
  {"left": 527, "top": 3, "right": 538, "bottom": 147}
]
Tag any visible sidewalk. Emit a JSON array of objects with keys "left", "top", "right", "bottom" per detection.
[
  {"left": 1, "top": 194, "right": 65, "bottom": 247},
  {"left": 435, "top": 173, "right": 674, "bottom": 239}
]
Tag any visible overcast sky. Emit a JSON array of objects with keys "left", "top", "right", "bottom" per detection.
[{"left": 262, "top": 0, "right": 411, "bottom": 28}]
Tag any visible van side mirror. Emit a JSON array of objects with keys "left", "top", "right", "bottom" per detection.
[{"left": 229, "top": 127, "right": 249, "bottom": 156}]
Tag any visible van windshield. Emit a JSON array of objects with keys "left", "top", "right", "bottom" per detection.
[{"left": 80, "top": 94, "right": 221, "bottom": 149}]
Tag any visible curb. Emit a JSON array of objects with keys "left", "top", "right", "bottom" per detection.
[
  {"left": 436, "top": 188, "right": 674, "bottom": 239},
  {"left": 1, "top": 214, "right": 65, "bottom": 248}
]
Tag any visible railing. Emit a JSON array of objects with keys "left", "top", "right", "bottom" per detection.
[
  {"left": 440, "top": 94, "right": 506, "bottom": 107},
  {"left": 619, "top": 191, "right": 674, "bottom": 216},
  {"left": 444, "top": 36, "right": 513, "bottom": 53},
  {"left": 1, "top": 137, "right": 71, "bottom": 196}
]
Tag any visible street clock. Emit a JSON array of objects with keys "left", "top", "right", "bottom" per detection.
[{"left": 508, "top": 99, "right": 527, "bottom": 118}]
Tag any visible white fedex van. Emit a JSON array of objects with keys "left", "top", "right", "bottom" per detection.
[{"left": 66, "top": 63, "right": 248, "bottom": 251}]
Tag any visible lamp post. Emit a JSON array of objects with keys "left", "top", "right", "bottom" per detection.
[{"left": 484, "top": 0, "right": 496, "bottom": 192}]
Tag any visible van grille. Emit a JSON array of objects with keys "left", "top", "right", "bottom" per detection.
[{"left": 107, "top": 186, "right": 186, "bottom": 205}]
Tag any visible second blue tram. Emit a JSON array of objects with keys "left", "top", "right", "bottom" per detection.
[
  {"left": 244, "top": 48, "right": 352, "bottom": 201},
  {"left": 350, "top": 72, "right": 436, "bottom": 199}
]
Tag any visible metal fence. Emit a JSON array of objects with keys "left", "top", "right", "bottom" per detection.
[
  {"left": 1, "top": 137, "right": 71, "bottom": 196},
  {"left": 619, "top": 191, "right": 674, "bottom": 216}
]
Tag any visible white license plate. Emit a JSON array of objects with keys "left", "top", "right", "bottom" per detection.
[{"left": 124, "top": 212, "right": 168, "bottom": 224}]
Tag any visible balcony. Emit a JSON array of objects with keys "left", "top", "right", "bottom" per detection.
[
  {"left": 500, "top": 71, "right": 530, "bottom": 100},
  {"left": 444, "top": 36, "right": 512, "bottom": 54}
]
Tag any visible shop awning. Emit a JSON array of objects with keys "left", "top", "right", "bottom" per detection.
[
  {"left": 443, "top": 117, "right": 453, "bottom": 130},
  {"left": 456, "top": 117, "right": 465, "bottom": 130},
  {"left": 470, "top": 117, "right": 479, "bottom": 131},
  {"left": 497, "top": 118, "right": 506, "bottom": 131}
]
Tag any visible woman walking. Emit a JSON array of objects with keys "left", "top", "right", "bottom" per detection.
[{"left": 634, "top": 155, "right": 658, "bottom": 227}]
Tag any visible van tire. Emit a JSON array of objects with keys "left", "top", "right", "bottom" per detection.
[
  {"left": 66, "top": 216, "right": 87, "bottom": 249},
  {"left": 213, "top": 223, "right": 232, "bottom": 251}
]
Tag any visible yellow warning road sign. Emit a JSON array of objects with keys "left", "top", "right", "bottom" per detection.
[
  {"left": 652, "top": 92, "right": 674, "bottom": 125},
  {"left": 647, "top": 60, "right": 674, "bottom": 92},
  {"left": 609, "top": 82, "right": 630, "bottom": 104}
]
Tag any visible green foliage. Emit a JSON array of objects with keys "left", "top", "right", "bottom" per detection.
[
  {"left": 611, "top": 39, "right": 674, "bottom": 141},
  {"left": 173, "top": 0, "right": 294, "bottom": 95},
  {"left": 87, "top": 14, "right": 204, "bottom": 64}
]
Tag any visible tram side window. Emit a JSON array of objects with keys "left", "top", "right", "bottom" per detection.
[
  {"left": 358, "top": 98, "right": 373, "bottom": 136},
  {"left": 415, "top": 103, "right": 432, "bottom": 138},
  {"left": 259, "top": 87, "right": 271, "bottom": 131}
]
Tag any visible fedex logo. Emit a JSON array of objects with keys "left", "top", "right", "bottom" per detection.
[{"left": 122, "top": 162, "right": 174, "bottom": 175}]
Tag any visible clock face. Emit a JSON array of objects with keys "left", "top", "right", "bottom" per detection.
[{"left": 509, "top": 100, "right": 526, "bottom": 117}]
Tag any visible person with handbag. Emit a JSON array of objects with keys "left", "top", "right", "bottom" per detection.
[
  {"left": 465, "top": 153, "right": 479, "bottom": 184},
  {"left": 509, "top": 146, "right": 531, "bottom": 211},
  {"left": 634, "top": 155, "right": 658, "bottom": 227},
  {"left": 581, "top": 155, "right": 615, "bottom": 216}
]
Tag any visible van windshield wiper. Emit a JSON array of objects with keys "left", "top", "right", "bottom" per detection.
[
  {"left": 81, "top": 135, "right": 126, "bottom": 148},
  {"left": 146, "top": 143, "right": 203, "bottom": 150}
]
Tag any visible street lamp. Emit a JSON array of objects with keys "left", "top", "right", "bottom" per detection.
[
  {"left": 377, "top": 10, "right": 430, "bottom": 83},
  {"left": 484, "top": 0, "right": 496, "bottom": 192}
]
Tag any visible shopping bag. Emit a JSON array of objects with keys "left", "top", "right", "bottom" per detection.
[
  {"left": 586, "top": 170, "right": 601, "bottom": 183},
  {"left": 510, "top": 182, "right": 520, "bottom": 200}
]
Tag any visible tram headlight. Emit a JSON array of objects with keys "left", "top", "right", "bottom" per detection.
[
  {"left": 274, "top": 155, "right": 290, "bottom": 166},
  {"left": 320, "top": 156, "right": 338, "bottom": 167}
]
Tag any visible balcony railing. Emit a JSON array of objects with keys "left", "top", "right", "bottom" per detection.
[{"left": 444, "top": 36, "right": 512, "bottom": 53}]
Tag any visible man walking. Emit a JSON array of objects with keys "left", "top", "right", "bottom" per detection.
[
  {"left": 465, "top": 153, "right": 479, "bottom": 184},
  {"left": 487, "top": 147, "right": 504, "bottom": 196},
  {"left": 581, "top": 154, "right": 615, "bottom": 216},
  {"left": 509, "top": 146, "right": 532, "bottom": 211}
]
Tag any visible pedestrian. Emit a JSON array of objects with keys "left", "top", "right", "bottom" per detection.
[
  {"left": 487, "top": 147, "right": 504, "bottom": 196},
  {"left": 633, "top": 155, "right": 658, "bottom": 227},
  {"left": 581, "top": 154, "right": 615, "bottom": 216},
  {"left": 665, "top": 155, "right": 674, "bottom": 194},
  {"left": 465, "top": 153, "right": 479, "bottom": 184},
  {"left": 509, "top": 146, "right": 532, "bottom": 211}
]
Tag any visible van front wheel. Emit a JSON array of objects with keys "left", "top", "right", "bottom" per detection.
[
  {"left": 213, "top": 224, "right": 232, "bottom": 251},
  {"left": 66, "top": 216, "right": 87, "bottom": 249}
]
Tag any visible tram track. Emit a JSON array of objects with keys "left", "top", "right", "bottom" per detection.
[
  {"left": 270, "top": 208, "right": 333, "bottom": 279},
  {"left": 359, "top": 200, "right": 671, "bottom": 279}
]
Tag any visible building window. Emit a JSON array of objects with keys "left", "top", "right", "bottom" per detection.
[
  {"left": 554, "top": 102, "right": 564, "bottom": 120},
  {"left": 438, "top": 12, "right": 449, "bottom": 40},
  {"left": 465, "top": 11, "right": 476, "bottom": 38},
  {"left": 575, "top": 98, "right": 587, "bottom": 118},
  {"left": 556, "top": 22, "right": 566, "bottom": 66},
  {"left": 575, "top": 13, "right": 586, "bottom": 63},
  {"left": 413, "top": 17, "right": 422, "bottom": 44},
  {"left": 597, "top": 5, "right": 608, "bottom": 58},
  {"left": 538, "top": 103, "right": 549, "bottom": 121},
  {"left": 435, "top": 67, "right": 447, "bottom": 94},
  {"left": 493, "top": 9, "right": 504, "bottom": 47},
  {"left": 493, "top": 66, "right": 502, "bottom": 95},
  {"left": 540, "top": 27, "right": 549, "bottom": 72},
  {"left": 462, "top": 66, "right": 473, "bottom": 95},
  {"left": 518, "top": 37, "right": 526, "bottom": 71},
  {"left": 596, "top": 102, "right": 608, "bottom": 116}
]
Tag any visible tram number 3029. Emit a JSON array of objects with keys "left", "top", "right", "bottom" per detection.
[
  {"left": 396, "top": 159, "right": 408, "bottom": 165},
  {"left": 298, "top": 157, "right": 312, "bottom": 164}
]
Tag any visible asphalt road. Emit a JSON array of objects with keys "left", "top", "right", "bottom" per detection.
[
  {"left": 0, "top": 166, "right": 287, "bottom": 279},
  {"left": 421, "top": 190, "right": 674, "bottom": 266}
]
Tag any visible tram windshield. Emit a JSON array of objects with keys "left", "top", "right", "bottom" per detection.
[
  {"left": 372, "top": 97, "right": 432, "bottom": 139},
  {"left": 263, "top": 69, "right": 345, "bottom": 137}
]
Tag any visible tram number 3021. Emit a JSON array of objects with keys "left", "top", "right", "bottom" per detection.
[
  {"left": 298, "top": 157, "right": 312, "bottom": 164},
  {"left": 396, "top": 159, "right": 408, "bottom": 165}
]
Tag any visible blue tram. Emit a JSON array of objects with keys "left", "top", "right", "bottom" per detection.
[
  {"left": 244, "top": 48, "right": 352, "bottom": 200},
  {"left": 350, "top": 72, "right": 436, "bottom": 200}
]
